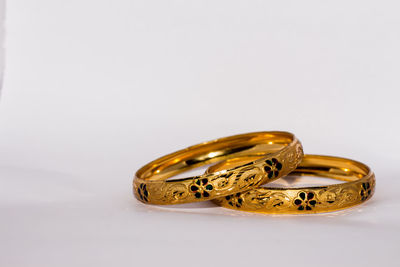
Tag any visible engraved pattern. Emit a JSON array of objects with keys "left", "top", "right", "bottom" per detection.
[
  {"left": 189, "top": 178, "right": 214, "bottom": 198},
  {"left": 211, "top": 162, "right": 375, "bottom": 214},
  {"left": 224, "top": 193, "right": 244, "bottom": 208},
  {"left": 294, "top": 191, "right": 317, "bottom": 211},
  {"left": 263, "top": 158, "right": 282, "bottom": 179},
  {"left": 239, "top": 190, "right": 292, "bottom": 210},
  {"left": 165, "top": 184, "right": 189, "bottom": 203},
  {"left": 136, "top": 183, "right": 149, "bottom": 202}
]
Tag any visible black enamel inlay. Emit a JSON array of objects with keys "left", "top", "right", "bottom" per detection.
[
  {"left": 276, "top": 162, "right": 282, "bottom": 170},
  {"left": 137, "top": 183, "right": 149, "bottom": 202},
  {"left": 240, "top": 162, "right": 253, "bottom": 167},
  {"left": 221, "top": 173, "right": 233, "bottom": 179},
  {"left": 190, "top": 185, "right": 198, "bottom": 192}
]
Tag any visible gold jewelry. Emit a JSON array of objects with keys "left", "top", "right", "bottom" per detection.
[
  {"left": 210, "top": 155, "right": 375, "bottom": 214},
  {"left": 133, "top": 131, "right": 303, "bottom": 205}
]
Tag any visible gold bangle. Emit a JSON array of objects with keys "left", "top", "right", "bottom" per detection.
[
  {"left": 209, "top": 154, "right": 375, "bottom": 214},
  {"left": 133, "top": 131, "right": 303, "bottom": 205}
]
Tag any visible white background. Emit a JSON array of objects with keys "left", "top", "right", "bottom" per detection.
[{"left": 1, "top": 1, "right": 400, "bottom": 266}]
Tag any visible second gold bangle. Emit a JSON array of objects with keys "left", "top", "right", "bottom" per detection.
[{"left": 210, "top": 155, "right": 375, "bottom": 214}]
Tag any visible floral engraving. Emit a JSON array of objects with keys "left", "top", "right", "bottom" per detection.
[
  {"left": 189, "top": 178, "right": 214, "bottom": 198},
  {"left": 294, "top": 192, "right": 317, "bottom": 211}
]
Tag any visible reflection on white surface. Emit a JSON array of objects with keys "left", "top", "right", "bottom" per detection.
[{"left": 1, "top": 163, "right": 395, "bottom": 267}]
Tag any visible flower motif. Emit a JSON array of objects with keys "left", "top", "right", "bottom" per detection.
[
  {"left": 137, "top": 183, "right": 149, "bottom": 202},
  {"left": 294, "top": 191, "right": 317, "bottom": 211},
  {"left": 360, "top": 182, "right": 372, "bottom": 201},
  {"left": 225, "top": 193, "right": 244, "bottom": 208},
  {"left": 189, "top": 178, "right": 214, "bottom": 198},
  {"left": 323, "top": 191, "right": 337, "bottom": 204},
  {"left": 264, "top": 158, "right": 283, "bottom": 179}
]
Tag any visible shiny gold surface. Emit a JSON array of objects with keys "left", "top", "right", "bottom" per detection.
[
  {"left": 209, "top": 155, "right": 375, "bottom": 214},
  {"left": 133, "top": 131, "right": 303, "bottom": 205}
]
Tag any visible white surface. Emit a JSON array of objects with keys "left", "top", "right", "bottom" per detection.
[
  {"left": 1, "top": 1, "right": 400, "bottom": 266},
  {"left": 0, "top": 0, "right": 3, "bottom": 89}
]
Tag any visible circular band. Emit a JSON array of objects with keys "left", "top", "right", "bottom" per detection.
[
  {"left": 133, "top": 131, "right": 303, "bottom": 205},
  {"left": 209, "top": 155, "right": 375, "bottom": 214}
]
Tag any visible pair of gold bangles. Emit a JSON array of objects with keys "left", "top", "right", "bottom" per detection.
[{"left": 133, "top": 132, "right": 375, "bottom": 214}]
